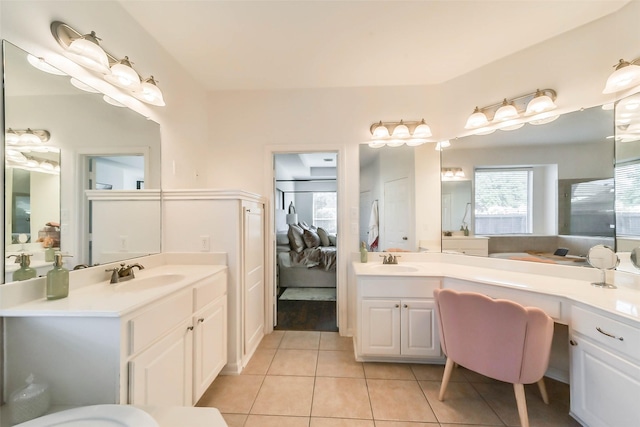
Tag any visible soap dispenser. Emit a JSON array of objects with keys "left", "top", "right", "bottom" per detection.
[
  {"left": 8, "top": 254, "right": 37, "bottom": 281},
  {"left": 46, "top": 253, "right": 70, "bottom": 300}
]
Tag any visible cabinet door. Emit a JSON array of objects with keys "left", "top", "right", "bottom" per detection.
[
  {"left": 361, "top": 299, "right": 401, "bottom": 356},
  {"left": 193, "top": 297, "right": 227, "bottom": 404},
  {"left": 243, "top": 204, "right": 264, "bottom": 359},
  {"left": 570, "top": 335, "right": 640, "bottom": 427},
  {"left": 129, "top": 319, "right": 193, "bottom": 406},
  {"left": 401, "top": 299, "right": 441, "bottom": 357}
]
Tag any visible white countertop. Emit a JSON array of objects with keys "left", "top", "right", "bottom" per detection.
[
  {"left": 353, "top": 254, "right": 640, "bottom": 325},
  {"left": 0, "top": 263, "right": 227, "bottom": 318}
]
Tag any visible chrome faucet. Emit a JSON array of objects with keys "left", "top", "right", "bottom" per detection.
[
  {"left": 105, "top": 262, "right": 145, "bottom": 284},
  {"left": 380, "top": 253, "right": 399, "bottom": 264}
]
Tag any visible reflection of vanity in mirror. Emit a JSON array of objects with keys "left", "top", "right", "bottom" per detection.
[{"left": 3, "top": 41, "right": 162, "bottom": 283}]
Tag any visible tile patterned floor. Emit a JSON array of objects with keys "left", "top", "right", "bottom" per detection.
[{"left": 197, "top": 331, "right": 581, "bottom": 427}]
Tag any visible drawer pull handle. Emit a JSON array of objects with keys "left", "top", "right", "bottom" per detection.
[
  {"left": 569, "top": 339, "right": 578, "bottom": 346},
  {"left": 198, "top": 318, "right": 205, "bottom": 323},
  {"left": 187, "top": 326, "right": 194, "bottom": 331},
  {"left": 596, "top": 327, "right": 624, "bottom": 341}
]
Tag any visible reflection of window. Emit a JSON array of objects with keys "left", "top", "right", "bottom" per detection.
[
  {"left": 616, "top": 161, "right": 640, "bottom": 236},
  {"left": 570, "top": 178, "right": 614, "bottom": 237},
  {"left": 313, "top": 192, "right": 337, "bottom": 234},
  {"left": 475, "top": 168, "right": 532, "bottom": 234}
]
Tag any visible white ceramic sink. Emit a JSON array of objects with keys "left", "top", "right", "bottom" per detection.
[
  {"left": 114, "top": 273, "right": 186, "bottom": 292},
  {"left": 14, "top": 404, "right": 158, "bottom": 427},
  {"left": 370, "top": 264, "right": 420, "bottom": 273}
]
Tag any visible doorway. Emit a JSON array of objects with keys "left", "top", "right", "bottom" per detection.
[{"left": 273, "top": 152, "right": 338, "bottom": 331}]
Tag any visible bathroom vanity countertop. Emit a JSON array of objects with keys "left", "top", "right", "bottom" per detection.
[
  {"left": 353, "top": 257, "right": 640, "bottom": 325},
  {"left": 0, "top": 264, "right": 227, "bottom": 318}
]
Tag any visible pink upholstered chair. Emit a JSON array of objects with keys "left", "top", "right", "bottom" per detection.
[{"left": 433, "top": 288, "right": 554, "bottom": 427}]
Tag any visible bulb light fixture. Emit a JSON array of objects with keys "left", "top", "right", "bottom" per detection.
[
  {"left": 51, "top": 21, "right": 165, "bottom": 107},
  {"left": 464, "top": 88, "right": 558, "bottom": 134},
  {"left": 4, "top": 128, "right": 51, "bottom": 145},
  {"left": 603, "top": 57, "right": 640, "bottom": 94},
  {"left": 368, "top": 119, "right": 432, "bottom": 148},
  {"left": 441, "top": 167, "right": 465, "bottom": 180}
]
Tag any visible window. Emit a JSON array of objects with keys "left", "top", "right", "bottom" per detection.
[
  {"left": 313, "top": 192, "right": 337, "bottom": 233},
  {"left": 475, "top": 168, "right": 532, "bottom": 234},
  {"left": 569, "top": 178, "right": 614, "bottom": 237},
  {"left": 616, "top": 161, "right": 640, "bottom": 236}
]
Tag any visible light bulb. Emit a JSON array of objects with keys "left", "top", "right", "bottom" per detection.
[
  {"left": 603, "top": 60, "right": 640, "bottom": 94},
  {"left": 413, "top": 119, "right": 432, "bottom": 138},
  {"left": 105, "top": 56, "right": 141, "bottom": 90},
  {"left": 133, "top": 76, "right": 165, "bottom": 106},
  {"left": 391, "top": 121, "right": 410, "bottom": 139},
  {"left": 371, "top": 122, "right": 390, "bottom": 139},
  {"left": 465, "top": 107, "right": 489, "bottom": 129},
  {"left": 494, "top": 99, "right": 519, "bottom": 122},
  {"left": 525, "top": 90, "right": 556, "bottom": 115},
  {"left": 64, "top": 32, "right": 111, "bottom": 74}
]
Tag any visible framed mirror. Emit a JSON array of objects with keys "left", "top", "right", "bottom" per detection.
[{"left": 2, "top": 40, "right": 162, "bottom": 283}]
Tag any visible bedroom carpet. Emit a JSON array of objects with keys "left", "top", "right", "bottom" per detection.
[
  {"left": 275, "top": 288, "right": 337, "bottom": 332},
  {"left": 279, "top": 287, "right": 336, "bottom": 301}
]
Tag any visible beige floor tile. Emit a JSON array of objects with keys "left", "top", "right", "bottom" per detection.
[
  {"left": 280, "top": 330, "right": 321, "bottom": 350},
  {"left": 367, "top": 379, "right": 437, "bottom": 423},
  {"left": 473, "top": 381, "right": 580, "bottom": 427},
  {"left": 364, "top": 362, "right": 415, "bottom": 380},
  {"left": 316, "top": 350, "right": 364, "bottom": 378},
  {"left": 251, "top": 375, "right": 315, "bottom": 417},
  {"left": 311, "top": 377, "right": 373, "bottom": 419},
  {"left": 319, "top": 332, "right": 353, "bottom": 351},
  {"left": 375, "top": 422, "right": 439, "bottom": 427},
  {"left": 268, "top": 349, "right": 319, "bottom": 376},
  {"left": 410, "top": 363, "right": 467, "bottom": 382},
  {"left": 311, "top": 417, "right": 375, "bottom": 427},
  {"left": 242, "top": 347, "right": 277, "bottom": 375},
  {"left": 244, "top": 414, "right": 310, "bottom": 427},
  {"left": 196, "top": 375, "right": 263, "bottom": 413},
  {"left": 221, "top": 413, "right": 248, "bottom": 427},
  {"left": 420, "top": 380, "right": 503, "bottom": 425},
  {"left": 259, "top": 330, "right": 285, "bottom": 349}
]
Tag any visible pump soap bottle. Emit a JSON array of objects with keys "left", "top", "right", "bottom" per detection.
[
  {"left": 8, "top": 254, "right": 37, "bottom": 281},
  {"left": 47, "top": 253, "right": 69, "bottom": 300}
]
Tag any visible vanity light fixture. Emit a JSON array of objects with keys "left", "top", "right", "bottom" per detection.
[
  {"left": 4, "top": 128, "right": 51, "bottom": 145},
  {"left": 464, "top": 88, "right": 558, "bottom": 134},
  {"left": 369, "top": 119, "right": 432, "bottom": 148},
  {"left": 51, "top": 21, "right": 166, "bottom": 107},
  {"left": 603, "top": 57, "right": 640, "bottom": 94},
  {"left": 441, "top": 167, "right": 465, "bottom": 180},
  {"left": 434, "top": 140, "right": 451, "bottom": 151}
]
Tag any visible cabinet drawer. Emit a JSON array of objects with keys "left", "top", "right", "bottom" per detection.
[
  {"left": 359, "top": 277, "right": 441, "bottom": 298},
  {"left": 129, "top": 289, "right": 192, "bottom": 355},
  {"left": 571, "top": 305, "right": 640, "bottom": 362},
  {"left": 193, "top": 271, "right": 227, "bottom": 312},
  {"left": 442, "top": 239, "right": 487, "bottom": 250},
  {"left": 444, "top": 278, "right": 562, "bottom": 320}
]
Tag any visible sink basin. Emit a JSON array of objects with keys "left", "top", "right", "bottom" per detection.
[
  {"left": 114, "top": 273, "right": 186, "bottom": 291},
  {"left": 370, "top": 264, "right": 420, "bottom": 273},
  {"left": 14, "top": 404, "right": 158, "bottom": 426}
]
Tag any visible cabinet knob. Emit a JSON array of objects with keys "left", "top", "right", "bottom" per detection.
[
  {"left": 403, "top": 304, "right": 408, "bottom": 308},
  {"left": 402, "top": 237, "right": 408, "bottom": 240},
  {"left": 187, "top": 326, "right": 194, "bottom": 331},
  {"left": 395, "top": 304, "right": 400, "bottom": 308},
  {"left": 198, "top": 318, "right": 205, "bottom": 323},
  {"left": 569, "top": 339, "right": 577, "bottom": 346}
]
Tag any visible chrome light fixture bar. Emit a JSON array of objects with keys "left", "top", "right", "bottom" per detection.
[
  {"left": 369, "top": 119, "right": 432, "bottom": 148},
  {"left": 464, "top": 88, "right": 558, "bottom": 134},
  {"left": 51, "top": 21, "right": 165, "bottom": 107},
  {"left": 603, "top": 57, "right": 640, "bottom": 94}
]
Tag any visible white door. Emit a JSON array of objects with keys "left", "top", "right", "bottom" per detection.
[
  {"left": 401, "top": 299, "right": 441, "bottom": 357},
  {"left": 384, "top": 177, "right": 412, "bottom": 250}
]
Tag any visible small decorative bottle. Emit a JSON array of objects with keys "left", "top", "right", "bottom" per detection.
[
  {"left": 47, "top": 253, "right": 69, "bottom": 300},
  {"left": 10, "top": 254, "right": 37, "bottom": 281},
  {"left": 360, "top": 241, "right": 368, "bottom": 263}
]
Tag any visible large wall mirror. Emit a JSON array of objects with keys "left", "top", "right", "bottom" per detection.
[
  {"left": 615, "top": 92, "right": 640, "bottom": 253},
  {"left": 359, "top": 104, "right": 617, "bottom": 270},
  {"left": 2, "top": 40, "right": 161, "bottom": 283}
]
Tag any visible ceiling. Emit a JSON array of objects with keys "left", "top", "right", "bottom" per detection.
[{"left": 118, "top": 0, "right": 629, "bottom": 92}]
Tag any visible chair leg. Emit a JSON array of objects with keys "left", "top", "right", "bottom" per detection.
[
  {"left": 537, "top": 378, "right": 549, "bottom": 404},
  {"left": 513, "top": 383, "right": 529, "bottom": 427},
  {"left": 439, "top": 358, "right": 455, "bottom": 401}
]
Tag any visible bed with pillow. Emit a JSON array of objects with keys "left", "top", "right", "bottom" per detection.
[{"left": 276, "top": 223, "right": 337, "bottom": 289}]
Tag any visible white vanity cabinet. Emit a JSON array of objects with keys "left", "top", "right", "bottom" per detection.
[
  {"left": 356, "top": 275, "right": 442, "bottom": 361},
  {"left": 569, "top": 304, "right": 640, "bottom": 427},
  {"left": 4, "top": 268, "right": 228, "bottom": 408}
]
